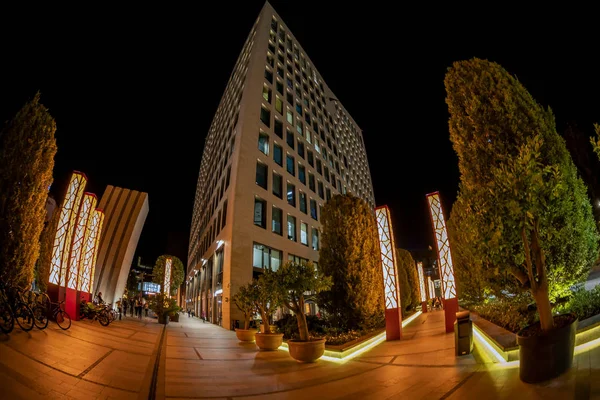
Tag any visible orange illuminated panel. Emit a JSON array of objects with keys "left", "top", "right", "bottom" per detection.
[
  {"left": 68, "top": 193, "right": 96, "bottom": 289},
  {"left": 426, "top": 192, "right": 456, "bottom": 300},
  {"left": 428, "top": 276, "right": 435, "bottom": 300},
  {"left": 79, "top": 208, "right": 104, "bottom": 293},
  {"left": 49, "top": 172, "right": 87, "bottom": 286},
  {"left": 375, "top": 206, "right": 400, "bottom": 310},
  {"left": 417, "top": 262, "right": 426, "bottom": 303},
  {"left": 164, "top": 257, "right": 172, "bottom": 295}
]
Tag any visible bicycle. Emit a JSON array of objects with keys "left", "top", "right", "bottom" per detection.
[
  {"left": 20, "top": 289, "right": 49, "bottom": 330},
  {"left": 0, "top": 283, "right": 34, "bottom": 333},
  {"left": 49, "top": 300, "right": 71, "bottom": 330}
]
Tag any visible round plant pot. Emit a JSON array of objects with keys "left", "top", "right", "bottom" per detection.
[
  {"left": 158, "top": 313, "right": 169, "bottom": 325},
  {"left": 169, "top": 313, "right": 180, "bottom": 322},
  {"left": 517, "top": 313, "right": 578, "bottom": 383},
  {"left": 235, "top": 328, "right": 257, "bottom": 342},
  {"left": 288, "top": 338, "right": 326, "bottom": 363},
  {"left": 259, "top": 324, "right": 278, "bottom": 333},
  {"left": 255, "top": 332, "right": 284, "bottom": 351}
]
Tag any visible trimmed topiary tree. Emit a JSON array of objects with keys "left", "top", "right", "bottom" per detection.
[
  {"left": 152, "top": 255, "right": 185, "bottom": 296},
  {"left": 232, "top": 281, "right": 259, "bottom": 330},
  {"left": 396, "top": 248, "right": 419, "bottom": 313},
  {"left": 445, "top": 58, "right": 599, "bottom": 331}
]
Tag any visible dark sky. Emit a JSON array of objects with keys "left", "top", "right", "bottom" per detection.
[{"left": 0, "top": 3, "right": 598, "bottom": 267}]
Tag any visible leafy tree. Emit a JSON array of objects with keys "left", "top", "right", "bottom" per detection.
[
  {"left": 126, "top": 268, "right": 139, "bottom": 295},
  {"left": 396, "top": 248, "right": 419, "bottom": 313},
  {"left": 0, "top": 93, "right": 57, "bottom": 286},
  {"left": 152, "top": 255, "right": 184, "bottom": 296},
  {"left": 318, "top": 194, "right": 384, "bottom": 330},
  {"left": 35, "top": 201, "right": 61, "bottom": 293},
  {"left": 253, "top": 268, "right": 283, "bottom": 334},
  {"left": 591, "top": 123, "right": 600, "bottom": 159},
  {"left": 275, "top": 261, "right": 332, "bottom": 341},
  {"left": 232, "top": 282, "right": 259, "bottom": 330},
  {"left": 445, "top": 58, "right": 599, "bottom": 331}
]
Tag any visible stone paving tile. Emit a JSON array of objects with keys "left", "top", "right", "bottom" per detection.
[{"left": 83, "top": 349, "right": 150, "bottom": 391}]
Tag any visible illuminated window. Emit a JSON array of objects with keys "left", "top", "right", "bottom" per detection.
[
  {"left": 254, "top": 197, "right": 266, "bottom": 229},
  {"left": 275, "top": 97, "right": 283, "bottom": 114},
  {"left": 299, "top": 191, "right": 307, "bottom": 214},
  {"left": 253, "top": 243, "right": 282, "bottom": 271},
  {"left": 287, "top": 108, "right": 293, "bottom": 124},
  {"left": 296, "top": 121, "right": 303, "bottom": 135},
  {"left": 312, "top": 228, "right": 319, "bottom": 250},
  {"left": 287, "top": 215, "right": 296, "bottom": 241},
  {"left": 300, "top": 222, "right": 308, "bottom": 246},
  {"left": 287, "top": 183, "right": 296, "bottom": 207},
  {"left": 262, "top": 85, "right": 272, "bottom": 103},
  {"left": 258, "top": 132, "right": 269, "bottom": 155}
]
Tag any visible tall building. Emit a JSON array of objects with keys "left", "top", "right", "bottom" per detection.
[{"left": 186, "top": 2, "right": 375, "bottom": 329}]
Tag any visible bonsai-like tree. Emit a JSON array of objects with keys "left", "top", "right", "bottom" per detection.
[
  {"left": 152, "top": 255, "right": 184, "bottom": 296},
  {"left": 232, "top": 282, "right": 259, "bottom": 330},
  {"left": 275, "top": 261, "right": 332, "bottom": 341},
  {"left": 0, "top": 93, "right": 57, "bottom": 286},
  {"left": 253, "top": 269, "right": 282, "bottom": 334},
  {"left": 445, "top": 58, "right": 599, "bottom": 331},
  {"left": 149, "top": 292, "right": 180, "bottom": 322},
  {"left": 318, "top": 194, "right": 384, "bottom": 330}
]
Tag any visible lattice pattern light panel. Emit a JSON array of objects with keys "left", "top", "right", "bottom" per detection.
[
  {"left": 164, "top": 257, "right": 172, "bottom": 295},
  {"left": 375, "top": 206, "right": 401, "bottom": 310},
  {"left": 79, "top": 208, "right": 104, "bottom": 293},
  {"left": 428, "top": 276, "right": 435, "bottom": 300},
  {"left": 427, "top": 192, "right": 456, "bottom": 300},
  {"left": 68, "top": 193, "right": 95, "bottom": 289},
  {"left": 417, "top": 262, "right": 426, "bottom": 303},
  {"left": 49, "top": 172, "right": 87, "bottom": 286}
]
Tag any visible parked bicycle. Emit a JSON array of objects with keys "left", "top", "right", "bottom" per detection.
[
  {"left": 49, "top": 299, "right": 71, "bottom": 330},
  {"left": 80, "top": 298, "right": 110, "bottom": 326},
  {"left": 0, "top": 282, "right": 34, "bottom": 333},
  {"left": 20, "top": 289, "right": 50, "bottom": 330}
]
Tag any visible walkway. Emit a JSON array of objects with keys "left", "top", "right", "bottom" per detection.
[{"left": 1, "top": 311, "right": 599, "bottom": 398}]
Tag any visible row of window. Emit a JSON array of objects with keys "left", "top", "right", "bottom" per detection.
[
  {"left": 253, "top": 242, "right": 317, "bottom": 271},
  {"left": 253, "top": 196, "right": 319, "bottom": 249}
]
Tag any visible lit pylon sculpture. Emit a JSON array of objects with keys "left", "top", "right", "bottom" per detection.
[
  {"left": 428, "top": 276, "right": 435, "bottom": 300},
  {"left": 164, "top": 257, "right": 172, "bottom": 296},
  {"left": 67, "top": 193, "right": 96, "bottom": 290},
  {"left": 426, "top": 191, "right": 458, "bottom": 333},
  {"left": 375, "top": 205, "right": 402, "bottom": 340},
  {"left": 417, "top": 262, "right": 427, "bottom": 313},
  {"left": 79, "top": 209, "right": 104, "bottom": 293}
]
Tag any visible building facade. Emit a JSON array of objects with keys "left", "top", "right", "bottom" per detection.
[{"left": 186, "top": 2, "right": 375, "bottom": 329}]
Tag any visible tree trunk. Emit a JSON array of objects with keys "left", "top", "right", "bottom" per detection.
[
  {"left": 260, "top": 309, "right": 271, "bottom": 334},
  {"left": 532, "top": 285, "right": 554, "bottom": 331},
  {"left": 296, "top": 312, "right": 309, "bottom": 341},
  {"left": 244, "top": 313, "right": 250, "bottom": 330}
]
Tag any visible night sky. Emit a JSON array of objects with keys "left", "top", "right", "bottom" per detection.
[{"left": 0, "top": 3, "right": 598, "bottom": 268}]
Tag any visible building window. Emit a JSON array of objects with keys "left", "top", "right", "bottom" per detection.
[
  {"left": 298, "top": 164, "right": 306, "bottom": 185},
  {"left": 307, "top": 151, "right": 314, "bottom": 167},
  {"left": 221, "top": 200, "right": 228, "bottom": 229},
  {"left": 276, "top": 80, "right": 283, "bottom": 95},
  {"left": 258, "top": 132, "right": 269, "bottom": 155},
  {"left": 225, "top": 166, "right": 231, "bottom": 189},
  {"left": 287, "top": 91, "right": 293, "bottom": 105},
  {"left": 318, "top": 181, "right": 324, "bottom": 199},
  {"left": 297, "top": 141, "right": 305, "bottom": 159},
  {"left": 287, "top": 215, "right": 296, "bottom": 241},
  {"left": 287, "top": 182, "right": 296, "bottom": 207},
  {"left": 265, "top": 68, "right": 273, "bottom": 83},
  {"left": 305, "top": 128, "right": 312, "bottom": 144},
  {"left": 310, "top": 199, "right": 318, "bottom": 220},
  {"left": 299, "top": 191, "right": 307, "bottom": 214},
  {"left": 286, "top": 108, "right": 293, "bottom": 124},
  {"left": 308, "top": 173, "right": 315, "bottom": 192},
  {"left": 275, "top": 97, "right": 283, "bottom": 114},
  {"left": 254, "top": 197, "right": 267, "bottom": 228},
  {"left": 312, "top": 228, "right": 319, "bottom": 250},
  {"left": 272, "top": 206, "right": 282, "bottom": 235},
  {"left": 253, "top": 243, "right": 282, "bottom": 271},
  {"left": 296, "top": 103, "right": 303, "bottom": 116},
  {"left": 273, "top": 173, "right": 283, "bottom": 198},
  {"left": 260, "top": 106, "right": 271, "bottom": 127},
  {"left": 274, "top": 144, "right": 283, "bottom": 166},
  {"left": 300, "top": 222, "right": 308, "bottom": 246},
  {"left": 286, "top": 129, "right": 295, "bottom": 149},
  {"left": 256, "top": 162, "right": 268, "bottom": 190},
  {"left": 316, "top": 159, "right": 322, "bottom": 175},
  {"left": 326, "top": 187, "right": 331, "bottom": 201},
  {"left": 286, "top": 154, "right": 295, "bottom": 176},
  {"left": 324, "top": 167, "right": 330, "bottom": 182},
  {"left": 288, "top": 253, "right": 308, "bottom": 264},
  {"left": 296, "top": 121, "right": 303, "bottom": 135},
  {"left": 263, "top": 85, "right": 272, "bottom": 103}
]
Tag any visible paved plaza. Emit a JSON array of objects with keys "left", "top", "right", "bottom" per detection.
[{"left": 1, "top": 310, "right": 599, "bottom": 399}]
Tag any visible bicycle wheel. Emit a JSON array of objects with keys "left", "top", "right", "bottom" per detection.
[
  {"left": 0, "top": 304, "right": 14, "bottom": 334},
  {"left": 98, "top": 311, "right": 110, "bottom": 326},
  {"left": 108, "top": 310, "right": 116, "bottom": 323},
  {"left": 32, "top": 305, "right": 49, "bottom": 330},
  {"left": 13, "top": 302, "right": 34, "bottom": 332},
  {"left": 55, "top": 310, "right": 71, "bottom": 330}
]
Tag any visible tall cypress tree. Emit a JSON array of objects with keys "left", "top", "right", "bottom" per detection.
[
  {"left": 318, "top": 194, "right": 384, "bottom": 330},
  {"left": 0, "top": 93, "right": 57, "bottom": 286},
  {"left": 445, "top": 59, "right": 598, "bottom": 331}
]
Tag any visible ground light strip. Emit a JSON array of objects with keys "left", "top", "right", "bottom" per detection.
[{"left": 278, "top": 311, "right": 423, "bottom": 363}]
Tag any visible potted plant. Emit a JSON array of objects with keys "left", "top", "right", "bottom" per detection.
[
  {"left": 232, "top": 282, "right": 259, "bottom": 342},
  {"left": 169, "top": 305, "right": 182, "bottom": 322},
  {"left": 253, "top": 269, "right": 284, "bottom": 350},
  {"left": 275, "top": 261, "right": 332, "bottom": 362},
  {"left": 149, "top": 293, "right": 179, "bottom": 325}
]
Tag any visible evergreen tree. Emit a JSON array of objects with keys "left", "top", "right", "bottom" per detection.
[
  {"left": 396, "top": 248, "right": 419, "bottom": 313},
  {"left": 445, "top": 58, "right": 598, "bottom": 331},
  {"left": 152, "top": 255, "right": 185, "bottom": 296},
  {"left": 318, "top": 194, "right": 384, "bottom": 330},
  {"left": 592, "top": 123, "right": 600, "bottom": 160},
  {"left": 0, "top": 93, "right": 57, "bottom": 286}
]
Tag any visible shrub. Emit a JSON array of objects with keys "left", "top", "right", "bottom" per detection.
[
  {"left": 555, "top": 285, "right": 600, "bottom": 321},
  {"left": 469, "top": 294, "right": 537, "bottom": 333},
  {"left": 276, "top": 313, "right": 328, "bottom": 340}
]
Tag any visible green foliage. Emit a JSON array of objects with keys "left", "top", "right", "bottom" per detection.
[
  {"left": 591, "top": 123, "right": 600, "bottom": 160},
  {"left": 254, "top": 268, "right": 283, "bottom": 334},
  {"left": 152, "top": 255, "right": 185, "bottom": 296},
  {"left": 274, "top": 261, "right": 332, "bottom": 340},
  {"left": 318, "top": 194, "right": 385, "bottom": 330},
  {"left": 396, "top": 248, "right": 419, "bottom": 313},
  {"left": 35, "top": 202, "right": 60, "bottom": 293},
  {"left": 555, "top": 286, "right": 600, "bottom": 322},
  {"left": 0, "top": 93, "right": 57, "bottom": 286},
  {"left": 276, "top": 314, "right": 327, "bottom": 340},
  {"left": 445, "top": 59, "right": 599, "bottom": 329},
  {"left": 232, "top": 282, "right": 259, "bottom": 330},
  {"left": 469, "top": 294, "right": 537, "bottom": 333},
  {"left": 149, "top": 292, "right": 180, "bottom": 317}
]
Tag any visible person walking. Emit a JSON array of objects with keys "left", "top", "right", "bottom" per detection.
[
  {"left": 144, "top": 301, "right": 149, "bottom": 318},
  {"left": 130, "top": 300, "right": 135, "bottom": 317}
]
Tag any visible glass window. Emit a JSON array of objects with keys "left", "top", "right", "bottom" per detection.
[
  {"left": 275, "top": 97, "right": 283, "bottom": 114},
  {"left": 296, "top": 121, "right": 303, "bottom": 135},
  {"left": 287, "top": 91, "right": 293, "bottom": 105},
  {"left": 310, "top": 199, "right": 318, "bottom": 220},
  {"left": 258, "top": 132, "right": 269, "bottom": 155},
  {"left": 253, "top": 243, "right": 282, "bottom": 271},
  {"left": 273, "top": 173, "right": 283, "bottom": 198},
  {"left": 287, "top": 215, "right": 296, "bottom": 241},
  {"left": 298, "top": 164, "right": 306, "bottom": 185},
  {"left": 274, "top": 119, "right": 283, "bottom": 138},
  {"left": 300, "top": 222, "right": 308, "bottom": 246},
  {"left": 312, "top": 228, "right": 319, "bottom": 250},
  {"left": 309, "top": 173, "right": 315, "bottom": 192},
  {"left": 287, "top": 183, "right": 296, "bottom": 207},
  {"left": 254, "top": 197, "right": 267, "bottom": 228},
  {"left": 277, "top": 66, "right": 284, "bottom": 78},
  {"left": 316, "top": 159, "right": 322, "bottom": 175},
  {"left": 305, "top": 128, "right": 312, "bottom": 144},
  {"left": 286, "top": 109, "right": 293, "bottom": 124},
  {"left": 307, "top": 151, "right": 314, "bottom": 167},
  {"left": 326, "top": 187, "right": 331, "bottom": 201},
  {"left": 297, "top": 141, "right": 305, "bottom": 159},
  {"left": 286, "top": 129, "right": 295, "bottom": 149},
  {"left": 272, "top": 206, "right": 282, "bottom": 235},
  {"left": 324, "top": 167, "right": 330, "bottom": 182},
  {"left": 262, "top": 85, "right": 272, "bottom": 103},
  {"left": 265, "top": 68, "right": 273, "bottom": 83},
  {"left": 276, "top": 80, "right": 283, "bottom": 95},
  {"left": 318, "top": 181, "right": 324, "bottom": 199},
  {"left": 274, "top": 144, "right": 283, "bottom": 166},
  {"left": 260, "top": 106, "right": 270, "bottom": 127},
  {"left": 296, "top": 103, "right": 302, "bottom": 116},
  {"left": 299, "top": 191, "right": 307, "bottom": 214},
  {"left": 286, "top": 154, "right": 295, "bottom": 176},
  {"left": 221, "top": 200, "right": 228, "bottom": 229},
  {"left": 256, "top": 162, "right": 267, "bottom": 189},
  {"left": 271, "top": 249, "right": 282, "bottom": 271}
]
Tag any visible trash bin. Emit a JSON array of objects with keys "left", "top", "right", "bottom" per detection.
[{"left": 455, "top": 310, "right": 473, "bottom": 356}]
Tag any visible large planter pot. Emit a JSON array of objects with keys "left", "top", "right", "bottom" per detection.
[
  {"left": 288, "top": 338, "right": 326, "bottom": 363},
  {"left": 235, "top": 329, "right": 257, "bottom": 342},
  {"left": 158, "top": 313, "right": 169, "bottom": 325},
  {"left": 255, "top": 332, "right": 284, "bottom": 351},
  {"left": 517, "top": 313, "right": 578, "bottom": 383},
  {"left": 170, "top": 313, "right": 180, "bottom": 322}
]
